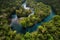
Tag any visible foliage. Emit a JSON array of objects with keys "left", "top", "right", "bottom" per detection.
[
  {"left": 0, "top": 0, "right": 60, "bottom": 40},
  {"left": 18, "top": 0, "right": 51, "bottom": 28},
  {"left": 36, "top": 0, "right": 60, "bottom": 15}
]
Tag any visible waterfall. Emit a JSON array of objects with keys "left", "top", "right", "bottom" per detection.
[
  {"left": 22, "top": 2, "right": 30, "bottom": 10},
  {"left": 22, "top": 2, "right": 34, "bottom": 17},
  {"left": 10, "top": 14, "right": 23, "bottom": 33},
  {"left": 10, "top": 14, "right": 18, "bottom": 26}
]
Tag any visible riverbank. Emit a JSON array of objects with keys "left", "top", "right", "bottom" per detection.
[{"left": 10, "top": 2, "right": 55, "bottom": 33}]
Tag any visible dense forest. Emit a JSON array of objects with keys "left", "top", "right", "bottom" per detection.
[{"left": 0, "top": 0, "right": 60, "bottom": 40}]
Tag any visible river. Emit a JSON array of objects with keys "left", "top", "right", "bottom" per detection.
[{"left": 10, "top": 2, "right": 55, "bottom": 33}]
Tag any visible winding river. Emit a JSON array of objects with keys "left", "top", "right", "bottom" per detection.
[{"left": 10, "top": 2, "right": 55, "bottom": 33}]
